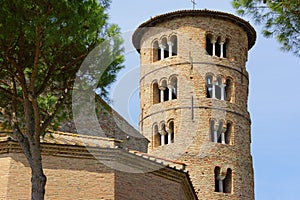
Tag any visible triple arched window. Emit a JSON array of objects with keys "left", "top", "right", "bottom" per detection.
[
  {"left": 210, "top": 119, "right": 232, "bottom": 145},
  {"left": 206, "top": 74, "right": 232, "bottom": 101},
  {"left": 153, "top": 120, "right": 175, "bottom": 147},
  {"left": 153, "top": 35, "right": 178, "bottom": 62},
  {"left": 214, "top": 167, "right": 232, "bottom": 193},
  {"left": 206, "top": 34, "right": 229, "bottom": 58},
  {"left": 152, "top": 76, "right": 177, "bottom": 104}
]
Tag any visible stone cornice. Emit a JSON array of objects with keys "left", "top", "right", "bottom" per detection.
[{"left": 133, "top": 9, "right": 256, "bottom": 52}]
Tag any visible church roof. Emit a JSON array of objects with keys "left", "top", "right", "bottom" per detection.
[{"left": 132, "top": 9, "right": 256, "bottom": 51}]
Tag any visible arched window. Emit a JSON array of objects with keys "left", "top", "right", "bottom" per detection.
[
  {"left": 152, "top": 81, "right": 159, "bottom": 104},
  {"left": 215, "top": 167, "right": 232, "bottom": 193},
  {"left": 168, "top": 121, "right": 175, "bottom": 144},
  {"left": 206, "top": 75, "right": 213, "bottom": 98},
  {"left": 170, "top": 35, "right": 178, "bottom": 56},
  {"left": 161, "top": 37, "right": 169, "bottom": 59},
  {"left": 169, "top": 76, "right": 178, "bottom": 100},
  {"left": 224, "top": 168, "right": 232, "bottom": 194},
  {"left": 153, "top": 41, "right": 160, "bottom": 62},
  {"left": 153, "top": 124, "right": 160, "bottom": 147},
  {"left": 225, "top": 122, "right": 232, "bottom": 145},
  {"left": 206, "top": 35, "right": 213, "bottom": 56},
  {"left": 223, "top": 39, "right": 229, "bottom": 58},
  {"left": 214, "top": 166, "right": 222, "bottom": 192},
  {"left": 225, "top": 78, "right": 232, "bottom": 102}
]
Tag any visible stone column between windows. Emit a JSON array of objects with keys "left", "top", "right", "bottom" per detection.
[
  {"left": 159, "top": 44, "right": 166, "bottom": 59},
  {"left": 212, "top": 83, "right": 216, "bottom": 99},
  {"left": 220, "top": 83, "right": 226, "bottom": 100},
  {"left": 220, "top": 42, "right": 224, "bottom": 58},
  {"left": 166, "top": 128, "right": 172, "bottom": 144},
  {"left": 160, "top": 129, "right": 166, "bottom": 146},
  {"left": 159, "top": 86, "right": 166, "bottom": 102},
  {"left": 221, "top": 132, "right": 225, "bottom": 144},
  {"left": 211, "top": 39, "right": 216, "bottom": 56},
  {"left": 213, "top": 124, "right": 219, "bottom": 143},
  {"left": 168, "top": 41, "right": 173, "bottom": 57},
  {"left": 217, "top": 174, "right": 226, "bottom": 193}
]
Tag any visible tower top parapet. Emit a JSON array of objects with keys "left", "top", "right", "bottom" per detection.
[{"left": 132, "top": 9, "right": 256, "bottom": 52}]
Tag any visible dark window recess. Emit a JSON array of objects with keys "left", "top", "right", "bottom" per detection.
[{"left": 206, "top": 37, "right": 213, "bottom": 56}]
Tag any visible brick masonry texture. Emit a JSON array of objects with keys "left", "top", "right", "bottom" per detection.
[{"left": 134, "top": 10, "right": 256, "bottom": 199}]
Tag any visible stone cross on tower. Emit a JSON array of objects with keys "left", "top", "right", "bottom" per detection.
[{"left": 191, "top": 0, "right": 197, "bottom": 9}]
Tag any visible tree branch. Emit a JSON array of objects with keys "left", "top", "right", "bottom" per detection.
[{"left": 30, "top": 25, "right": 42, "bottom": 94}]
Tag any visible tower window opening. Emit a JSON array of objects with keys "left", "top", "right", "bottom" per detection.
[
  {"left": 210, "top": 120, "right": 229, "bottom": 144},
  {"left": 161, "top": 37, "right": 168, "bottom": 59},
  {"left": 153, "top": 124, "right": 160, "bottom": 147},
  {"left": 206, "top": 36, "right": 213, "bottom": 56},
  {"left": 168, "top": 121, "right": 175, "bottom": 143},
  {"left": 170, "top": 35, "right": 178, "bottom": 56},
  {"left": 153, "top": 41, "right": 160, "bottom": 62},
  {"left": 164, "top": 87, "right": 169, "bottom": 101},
  {"left": 223, "top": 40, "right": 228, "bottom": 58},
  {"left": 152, "top": 82, "right": 160, "bottom": 104},
  {"left": 214, "top": 166, "right": 222, "bottom": 192},
  {"left": 215, "top": 167, "right": 232, "bottom": 193},
  {"left": 224, "top": 168, "right": 232, "bottom": 193},
  {"left": 169, "top": 76, "right": 178, "bottom": 100},
  {"left": 225, "top": 79, "right": 232, "bottom": 102},
  {"left": 225, "top": 123, "right": 232, "bottom": 145}
]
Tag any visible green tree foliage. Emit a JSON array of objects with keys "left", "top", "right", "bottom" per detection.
[
  {"left": 0, "top": 0, "right": 124, "bottom": 199},
  {"left": 232, "top": 0, "right": 300, "bottom": 56}
]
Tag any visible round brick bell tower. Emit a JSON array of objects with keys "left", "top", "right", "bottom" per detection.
[{"left": 133, "top": 10, "right": 256, "bottom": 199}]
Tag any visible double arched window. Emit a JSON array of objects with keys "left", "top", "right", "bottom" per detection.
[
  {"left": 153, "top": 35, "right": 178, "bottom": 62},
  {"left": 152, "top": 76, "right": 178, "bottom": 104},
  {"left": 153, "top": 120, "right": 175, "bottom": 147},
  {"left": 206, "top": 74, "right": 233, "bottom": 101},
  {"left": 214, "top": 167, "right": 232, "bottom": 193},
  {"left": 206, "top": 34, "right": 229, "bottom": 58},
  {"left": 210, "top": 119, "right": 232, "bottom": 145}
]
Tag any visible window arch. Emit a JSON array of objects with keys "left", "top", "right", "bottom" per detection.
[
  {"left": 153, "top": 124, "right": 160, "bottom": 147},
  {"left": 168, "top": 120, "right": 175, "bottom": 144},
  {"left": 152, "top": 81, "right": 159, "bottom": 104},
  {"left": 152, "top": 40, "right": 160, "bottom": 62},
  {"left": 170, "top": 35, "right": 178, "bottom": 56},
  {"left": 224, "top": 168, "right": 232, "bottom": 193},
  {"left": 214, "top": 167, "right": 232, "bottom": 193},
  {"left": 169, "top": 76, "right": 178, "bottom": 100},
  {"left": 210, "top": 119, "right": 232, "bottom": 145},
  {"left": 206, "top": 34, "right": 214, "bottom": 56},
  {"left": 225, "top": 122, "right": 232, "bottom": 145},
  {"left": 225, "top": 78, "right": 233, "bottom": 102},
  {"left": 161, "top": 37, "right": 169, "bottom": 59}
]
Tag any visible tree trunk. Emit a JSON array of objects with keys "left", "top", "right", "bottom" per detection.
[{"left": 29, "top": 139, "right": 47, "bottom": 200}]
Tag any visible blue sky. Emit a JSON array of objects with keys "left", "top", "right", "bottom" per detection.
[{"left": 107, "top": 1, "right": 300, "bottom": 199}]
